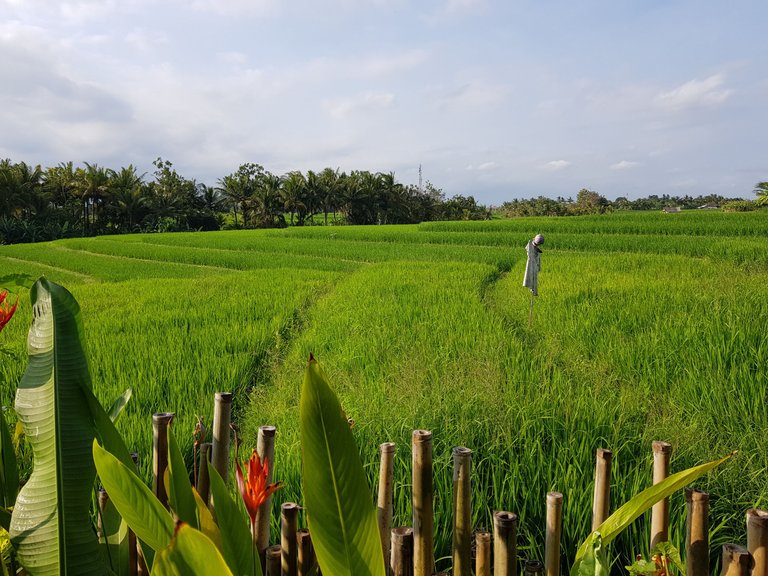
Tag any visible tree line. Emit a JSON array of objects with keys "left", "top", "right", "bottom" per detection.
[
  {"left": 1, "top": 158, "right": 765, "bottom": 245},
  {"left": 0, "top": 158, "right": 490, "bottom": 244}
]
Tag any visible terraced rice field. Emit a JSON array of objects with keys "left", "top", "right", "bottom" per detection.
[{"left": 1, "top": 210, "right": 766, "bottom": 571}]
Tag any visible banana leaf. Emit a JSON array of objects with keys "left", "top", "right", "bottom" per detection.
[
  {"left": 152, "top": 522, "right": 233, "bottom": 576},
  {"left": 8, "top": 278, "right": 106, "bottom": 575},
  {"left": 299, "top": 355, "right": 385, "bottom": 576},
  {"left": 166, "top": 428, "right": 199, "bottom": 530}
]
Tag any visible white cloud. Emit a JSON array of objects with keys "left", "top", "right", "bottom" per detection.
[
  {"left": 655, "top": 74, "right": 733, "bottom": 111},
  {"left": 435, "top": 80, "right": 509, "bottom": 109},
  {"left": 325, "top": 91, "right": 396, "bottom": 119},
  {"left": 542, "top": 160, "right": 571, "bottom": 171},
  {"left": 466, "top": 161, "right": 498, "bottom": 171},
  {"left": 610, "top": 160, "right": 639, "bottom": 170}
]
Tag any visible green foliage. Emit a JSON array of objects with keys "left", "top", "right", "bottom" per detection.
[
  {"left": 299, "top": 357, "right": 385, "bottom": 576},
  {"left": 0, "top": 409, "right": 18, "bottom": 513},
  {"left": 152, "top": 523, "right": 233, "bottom": 576},
  {"left": 571, "top": 453, "right": 733, "bottom": 573}
]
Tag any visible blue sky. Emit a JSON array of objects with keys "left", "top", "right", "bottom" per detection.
[{"left": 1, "top": 0, "right": 766, "bottom": 204}]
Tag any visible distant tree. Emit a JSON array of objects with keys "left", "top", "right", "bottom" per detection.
[{"left": 571, "top": 188, "right": 610, "bottom": 215}]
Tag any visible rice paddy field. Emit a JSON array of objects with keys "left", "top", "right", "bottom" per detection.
[{"left": 1, "top": 210, "right": 766, "bottom": 573}]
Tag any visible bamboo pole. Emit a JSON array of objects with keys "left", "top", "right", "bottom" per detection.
[
  {"left": 210, "top": 392, "right": 233, "bottom": 483},
  {"left": 297, "top": 529, "right": 315, "bottom": 576},
  {"left": 592, "top": 448, "right": 613, "bottom": 531},
  {"left": 721, "top": 544, "right": 754, "bottom": 576},
  {"left": 494, "top": 511, "right": 518, "bottom": 576},
  {"left": 747, "top": 508, "right": 768, "bottom": 576},
  {"left": 475, "top": 530, "right": 491, "bottom": 576},
  {"left": 256, "top": 425, "right": 277, "bottom": 564},
  {"left": 196, "top": 442, "right": 212, "bottom": 504},
  {"left": 685, "top": 488, "right": 710, "bottom": 576},
  {"left": 391, "top": 527, "right": 414, "bottom": 576},
  {"left": 525, "top": 560, "right": 544, "bottom": 575},
  {"left": 452, "top": 446, "right": 472, "bottom": 576},
  {"left": 281, "top": 502, "right": 299, "bottom": 576},
  {"left": 651, "top": 441, "right": 672, "bottom": 550},
  {"left": 412, "top": 429, "right": 434, "bottom": 576},
  {"left": 378, "top": 442, "right": 396, "bottom": 575},
  {"left": 545, "top": 492, "right": 563, "bottom": 576},
  {"left": 152, "top": 412, "right": 174, "bottom": 508},
  {"left": 266, "top": 545, "right": 282, "bottom": 576},
  {"left": 97, "top": 488, "right": 109, "bottom": 539}
]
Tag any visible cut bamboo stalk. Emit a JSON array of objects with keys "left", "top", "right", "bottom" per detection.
[
  {"left": 524, "top": 560, "right": 544, "bottom": 575},
  {"left": 256, "top": 425, "right": 277, "bottom": 563},
  {"left": 452, "top": 446, "right": 472, "bottom": 576},
  {"left": 378, "top": 442, "right": 396, "bottom": 575},
  {"left": 592, "top": 448, "right": 612, "bottom": 531},
  {"left": 721, "top": 544, "right": 754, "bottom": 576},
  {"left": 266, "top": 545, "right": 282, "bottom": 576},
  {"left": 747, "top": 508, "right": 768, "bottom": 576},
  {"left": 210, "top": 392, "right": 233, "bottom": 483},
  {"left": 494, "top": 511, "right": 518, "bottom": 576},
  {"left": 97, "top": 488, "right": 109, "bottom": 539},
  {"left": 475, "top": 530, "right": 491, "bottom": 576},
  {"left": 545, "top": 492, "right": 563, "bottom": 576},
  {"left": 152, "top": 412, "right": 174, "bottom": 508},
  {"left": 281, "top": 502, "right": 299, "bottom": 576},
  {"left": 297, "top": 529, "right": 315, "bottom": 576},
  {"left": 412, "top": 429, "right": 434, "bottom": 576},
  {"left": 651, "top": 441, "right": 672, "bottom": 550},
  {"left": 195, "top": 442, "right": 212, "bottom": 504},
  {"left": 391, "top": 527, "right": 414, "bottom": 576},
  {"left": 685, "top": 488, "right": 709, "bottom": 576}
]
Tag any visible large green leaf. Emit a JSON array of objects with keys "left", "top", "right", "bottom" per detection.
[
  {"left": 299, "top": 356, "right": 385, "bottom": 576},
  {"left": 93, "top": 440, "right": 174, "bottom": 554},
  {"left": 207, "top": 461, "right": 259, "bottom": 576},
  {"left": 152, "top": 522, "right": 233, "bottom": 576},
  {"left": 167, "top": 428, "right": 199, "bottom": 530},
  {"left": 8, "top": 278, "right": 105, "bottom": 575},
  {"left": 571, "top": 451, "right": 734, "bottom": 572},
  {"left": 98, "top": 494, "right": 131, "bottom": 576},
  {"left": 0, "top": 408, "right": 19, "bottom": 510}
]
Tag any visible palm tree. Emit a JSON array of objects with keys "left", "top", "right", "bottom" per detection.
[
  {"left": 108, "top": 166, "right": 147, "bottom": 231},
  {"left": 253, "top": 172, "right": 284, "bottom": 227},
  {"left": 319, "top": 167, "right": 340, "bottom": 225},
  {"left": 754, "top": 182, "right": 768, "bottom": 206},
  {"left": 76, "top": 162, "right": 111, "bottom": 230},
  {"left": 281, "top": 171, "right": 307, "bottom": 225}
]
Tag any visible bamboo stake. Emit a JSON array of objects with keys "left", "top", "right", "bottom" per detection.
[
  {"left": 378, "top": 442, "right": 396, "bottom": 575},
  {"left": 475, "top": 530, "right": 491, "bottom": 576},
  {"left": 97, "top": 488, "right": 109, "bottom": 540},
  {"left": 524, "top": 560, "right": 545, "bottom": 575},
  {"left": 297, "top": 529, "right": 315, "bottom": 576},
  {"left": 651, "top": 441, "right": 672, "bottom": 550},
  {"left": 721, "top": 544, "right": 754, "bottom": 576},
  {"left": 281, "top": 502, "right": 299, "bottom": 576},
  {"left": 266, "top": 545, "right": 282, "bottom": 576},
  {"left": 747, "top": 508, "right": 768, "bottom": 576},
  {"left": 196, "top": 442, "right": 212, "bottom": 504},
  {"left": 452, "top": 447, "right": 472, "bottom": 576},
  {"left": 152, "top": 412, "right": 174, "bottom": 508},
  {"left": 592, "top": 448, "right": 613, "bottom": 532},
  {"left": 545, "top": 492, "right": 563, "bottom": 576},
  {"left": 210, "top": 392, "right": 233, "bottom": 483},
  {"left": 412, "top": 429, "right": 434, "bottom": 576},
  {"left": 685, "top": 488, "right": 709, "bottom": 576},
  {"left": 494, "top": 511, "right": 518, "bottom": 576},
  {"left": 391, "top": 527, "right": 414, "bottom": 576},
  {"left": 256, "top": 425, "right": 277, "bottom": 564}
]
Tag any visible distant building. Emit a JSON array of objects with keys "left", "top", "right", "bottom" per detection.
[
  {"left": 662, "top": 206, "right": 682, "bottom": 213},
  {"left": 698, "top": 203, "right": 720, "bottom": 209}
]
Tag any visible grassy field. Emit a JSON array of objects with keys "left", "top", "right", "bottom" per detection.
[{"left": 1, "top": 210, "right": 766, "bottom": 572}]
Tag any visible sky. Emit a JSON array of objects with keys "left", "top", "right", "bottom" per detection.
[{"left": 1, "top": 0, "right": 766, "bottom": 205}]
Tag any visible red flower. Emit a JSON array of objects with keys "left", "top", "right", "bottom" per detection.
[
  {"left": 0, "top": 290, "right": 18, "bottom": 332},
  {"left": 236, "top": 449, "right": 282, "bottom": 525}
]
